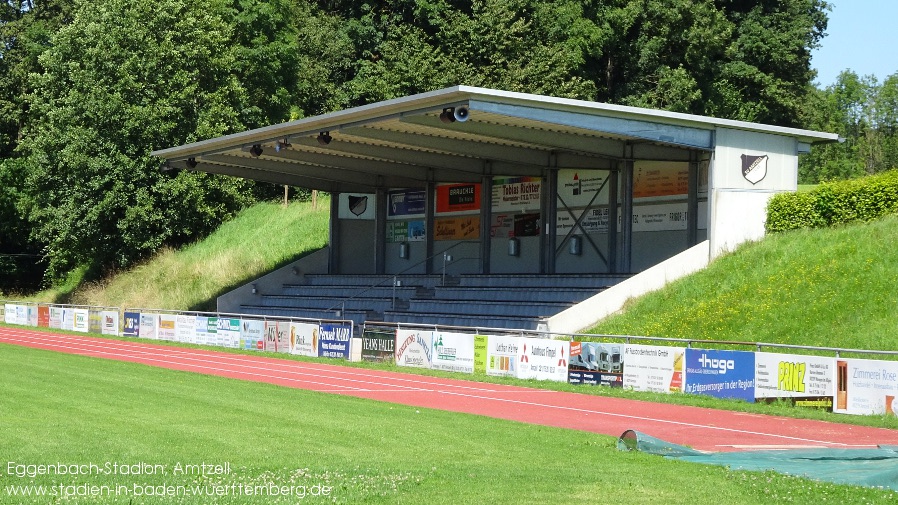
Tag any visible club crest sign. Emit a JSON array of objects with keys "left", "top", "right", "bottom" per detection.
[
  {"left": 338, "top": 193, "right": 376, "bottom": 220},
  {"left": 740, "top": 154, "right": 768, "bottom": 185}
]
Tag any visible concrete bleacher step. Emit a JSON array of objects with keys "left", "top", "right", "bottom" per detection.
[
  {"left": 281, "top": 284, "right": 428, "bottom": 299},
  {"left": 382, "top": 311, "right": 544, "bottom": 330},
  {"left": 301, "top": 274, "right": 444, "bottom": 288},
  {"left": 406, "top": 298, "right": 572, "bottom": 318},
  {"left": 432, "top": 286, "right": 601, "bottom": 303},
  {"left": 239, "top": 305, "right": 377, "bottom": 326},
  {"left": 456, "top": 274, "right": 629, "bottom": 288},
  {"left": 258, "top": 295, "right": 405, "bottom": 312}
]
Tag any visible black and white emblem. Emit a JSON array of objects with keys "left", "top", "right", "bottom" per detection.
[
  {"left": 741, "top": 154, "right": 768, "bottom": 185},
  {"left": 348, "top": 195, "right": 368, "bottom": 216}
]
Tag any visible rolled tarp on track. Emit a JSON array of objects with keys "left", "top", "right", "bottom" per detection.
[{"left": 617, "top": 430, "right": 898, "bottom": 491}]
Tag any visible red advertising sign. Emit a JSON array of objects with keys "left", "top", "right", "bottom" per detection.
[{"left": 436, "top": 183, "right": 481, "bottom": 214}]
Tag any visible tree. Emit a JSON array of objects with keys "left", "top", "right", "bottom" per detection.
[{"left": 18, "top": 0, "right": 268, "bottom": 278}]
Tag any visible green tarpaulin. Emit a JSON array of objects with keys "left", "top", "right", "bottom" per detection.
[{"left": 617, "top": 430, "right": 898, "bottom": 490}]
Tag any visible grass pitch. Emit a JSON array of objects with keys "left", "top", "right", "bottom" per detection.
[{"left": 2, "top": 343, "right": 896, "bottom": 504}]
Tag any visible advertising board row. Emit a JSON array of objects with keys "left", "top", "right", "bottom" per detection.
[
  {"left": 5, "top": 302, "right": 896, "bottom": 417},
  {"left": 121, "top": 311, "right": 353, "bottom": 359},
  {"left": 4, "top": 303, "right": 119, "bottom": 335},
  {"left": 372, "top": 329, "right": 897, "bottom": 417}
]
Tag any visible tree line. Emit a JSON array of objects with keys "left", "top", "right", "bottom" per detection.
[{"left": 0, "top": 0, "right": 892, "bottom": 290}]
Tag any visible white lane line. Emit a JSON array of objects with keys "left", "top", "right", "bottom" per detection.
[
  {"left": 0, "top": 330, "right": 522, "bottom": 394},
  {"left": 0, "top": 330, "right": 881, "bottom": 448}
]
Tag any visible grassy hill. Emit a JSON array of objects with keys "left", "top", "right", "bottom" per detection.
[
  {"left": 589, "top": 214, "right": 898, "bottom": 352},
  {"left": 25, "top": 197, "right": 330, "bottom": 311}
]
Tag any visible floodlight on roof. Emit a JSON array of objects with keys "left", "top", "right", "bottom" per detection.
[
  {"left": 249, "top": 144, "right": 264, "bottom": 157},
  {"left": 317, "top": 132, "right": 332, "bottom": 145}
]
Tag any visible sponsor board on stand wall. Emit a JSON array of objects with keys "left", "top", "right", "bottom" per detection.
[
  {"left": 623, "top": 344, "right": 685, "bottom": 393},
  {"left": 684, "top": 349, "right": 755, "bottom": 401},
  {"left": 491, "top": 176, "right": 541, "bottom": 213},
  {"left": 338, "top": 193, "right": 377, "bottom": 220},
  {"left": 755, "top": 352, "right": 834, "bottom": 410},
  {"left": 395, "top": 329, "right": 434, "bottom": 368},
  {"left": 834, "top": 358, "right": 898, "bottom": 416}
]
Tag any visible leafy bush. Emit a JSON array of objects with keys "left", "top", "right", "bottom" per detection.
[{"left": 766, "top": 170, "right": 898, "bottom": 232}]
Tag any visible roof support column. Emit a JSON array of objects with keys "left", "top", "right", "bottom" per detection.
[
  {"left": 620, "top": 148, "right": 634, "bottom": 274},
  {"left": 687, "top": 152, "right": 699, "bottom": 247},
  {"left": 479, "top": 174, "right": 492, "bottom": 274},
  {"left": 608, "top": 167, "right": 619, "bottom": 272},
  {"left": 543, "top": 164, "right": 558, "bottom": 274},
  {"left": 329, "top": 193, "right": 340, "bottom": 274},
  {"left": 375, "top": 188, "right": 387, "bottom": 274},
  {"left": 425, "top": 181, "right": 435, "bottom": 275}
]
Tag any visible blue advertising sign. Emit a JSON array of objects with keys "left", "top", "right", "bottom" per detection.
[
  {"left": 684, "top": 348, "right": 755, "bottom": 401},
  {"left": 388, "top": 189, "right": 426, "bottom": 218},
  {"left": 318, "top": 323, "right": 352, "bottom": 359},
  {"left": 123, "top": 311, "right": 140, "bottom": 338}
]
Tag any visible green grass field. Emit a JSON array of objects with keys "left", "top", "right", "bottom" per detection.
[{"left": 3, "top": 343, "right": 897, "bottom": 504}]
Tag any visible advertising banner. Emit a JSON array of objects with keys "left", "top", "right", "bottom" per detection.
[
  {"left": 217, "top": 318, "right": 241, "bottom": 348},
  {"left": 27, "top": 305, "right": 38, "bottom": 327},
  {"left": 139, "top": 313, "right": 159, "bottom": 339},
  {"left": 633, "top": 161, "right": 689, "bottom": 200},
  {"left": 122, "top": 311, "right": 139, "bottom": 337},
  {"left": 568, "top": 341, "right": 624, "bottom": 386},
  {"left": 517, "top": 338, "right": 569, "bottom": 382},
  {"left": 395, "top": 329, "right": 433, "bottom": 368},
  {"left": 158, "top": 314, "right": 177, "bottom": 341},
  {"left": 387, "top": 220, "right": 426, "bottom": 242},
  {"left": 434, "top": 216, "right": 480, "bottom": 241},
  {"left": 622, "top": 344, "right": 685, "bottom": 393},
  {"left": 264, "top": 320, "right": 278, "bottom": 352},
  {"left": 100, "top": 310, "right": 119, "bottom": 336},
  {"left": 755, "top": 352, "right": 834, "bottom": 410},
  {"left": 72, "top": 308, "right": 89, "bottom": 333},
  {"left": 435, "top": 183, "right": 480, "bottom": 214},
  {"left": 557, "top": 169, "right": 610, "bottom": 208},
  {"left": 175, "top": 314, "right": 197, "bottom": 344},
  {"left": 61, "top": 308, "right": 75, "bottom": 331},
  {"left": 387, "top": 189, "right": 426, "bottom": 218},
  {"left": 37, "top": 305, "right": 50, "bottom": 327},
  {"left": 361, "top": 330, "right": 395, "bottom": 362},
  {"left": 195, "top": 316, "right": 213, "bottom": 345},
  {"left": 833, "top": 358, "right": 898, "bottom": 416},
  {"left": 290, "top": 321, "right": 319, "bottom": 357},
  {"left": 5, "top": 304, "right": 18, "bottom": 324},
  {"left": 240, "top": 319, "right": 265, "bottom": 351},
  {"left": 49, "top": 306, "right": 63, "bottom": 329},
  {"left": 88, "top": 308, "right": 102, "bottom": 334},
  {"left": 431, "top": 331, "right": 476, "bottom": 374},
  {"left": 318, "top": 323, "right": 351, "bottom": 359},
  {"left": 473, "top": 335, "right": 488, "bottom": 373},
  {"left": 684, "top": 348, "right": 756, "bottom": 401},
  {"left": 485, "top": 335, "right": 520, "bottom": 378},
  {"left": 491, "top": 213, "right": 541, "bottom": 238},
  {"left": 491, "top": 176, "right": 541, "bottom": 213}
]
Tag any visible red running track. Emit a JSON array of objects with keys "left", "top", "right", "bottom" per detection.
[{"left": 2, "top": 326, "right": 897, "bottom": 452}]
